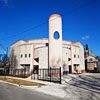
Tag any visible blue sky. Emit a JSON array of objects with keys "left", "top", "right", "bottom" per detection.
[{"left": 0, "top": 0, "right": 100, "bottom": 56}]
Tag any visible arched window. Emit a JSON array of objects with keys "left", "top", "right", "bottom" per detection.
[
  {"left": 53, "top": 31, "right": 60, "bottom": 39},
  {"left": 89, "top": 58, "right": 93, "bottom": 61}
]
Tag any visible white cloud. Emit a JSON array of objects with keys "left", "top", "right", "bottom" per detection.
[
  {"left": 3, "top": 0, "right": 8, "bottom": 5},
  {"left": 82, "top": 35, "right": 90, "bottom": 40},
  {"left": 0, "top": 0, "right": 14, "bottom": 8}
]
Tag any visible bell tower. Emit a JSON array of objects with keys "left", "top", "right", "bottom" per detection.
[{"left": 49, "top": 14, "right": 62, "bottom": 71}]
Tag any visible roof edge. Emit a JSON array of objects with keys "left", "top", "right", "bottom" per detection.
[
  {"left": 10, "top": 38, "right": 82, "bottom": 47},
  {"left": 10, "top": 40, "right": 26, "bottom": 46}
]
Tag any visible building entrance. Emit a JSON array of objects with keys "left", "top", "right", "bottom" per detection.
[{"left": 69, "top": 65, "right": 72, "bottom": 73}]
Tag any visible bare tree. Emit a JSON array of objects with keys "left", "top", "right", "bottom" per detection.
[{"left": 10, "top": 48, "right": 18, "bottom": 68}]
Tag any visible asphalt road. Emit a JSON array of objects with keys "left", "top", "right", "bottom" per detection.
[
  {"left": 64, "top": 73, "right": 100, "bottom": 100},
  {"left": 0, "top": 74, "right": 100, "bottom": 100},
  {"left": 0, "top": 82, "right": 62, "bottom": 100}
]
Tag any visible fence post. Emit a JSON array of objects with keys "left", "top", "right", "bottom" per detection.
[
  {"left": 24, "top": 68, "right": 26, "bottom": 78},
  {"left": 13, "top": 69, "right": 14, "bottom": 76},
  {"left": 37, "top": 70, "right": 38, "bottom": 80},
  {"left": 43, "top": 69, "right": 44, "bottom": 80},
  {"left": 31, "top": 69, "right": 32, "bottom": 80},
  {"left": 34, "top": 72, "right": 35, "bottom": 80},
  {"left": 60, "top": 67, "right": 62, "bottom": 84},
  {"left": 50, "top": 67, "right": 51, "bottom": 82}
]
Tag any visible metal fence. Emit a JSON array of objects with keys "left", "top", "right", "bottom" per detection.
[
  {"left": 2, "top": 67, "right": 62, "bottom": 84},
  {"left": 0, "top": 67, "right": 10, "bottom": 75},
  {"left": 32, "top": 67, "right": 62, "bottom": 84},
  {"left": 8, "top": 68, "right": 30, "bottom": 78}
]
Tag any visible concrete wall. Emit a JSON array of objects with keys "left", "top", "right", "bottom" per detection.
[
  {"left": 10, "top": 42, "right": 34, "bottom": 72},
  {"left": 10, "top": 14, "right": 85, "bottom": 74},
  {"left": 10, "top": 40, "right": 27, "bottom": 69},
  {"left": 79, "top": 43, "right": 85, "bottom": 72},
  {"left": 97, "top": 61, "right": 100, "bottom": 72},
  {"left": 71, "top": 42, "right": 85, "bottom": 73},
  {"left": 34, "top": 46, "right": 48, "bottom": 69},
  {"left": 87, "top": 56, "right": 97, "bottom": 62},
  {"left": 62, "top": 45, "right": 71, "bottom": 72},
  {"left": 49, "top": 14, "right": 62, "bottom": 71},
  {"left": 10, "top": 39, "right": 85, "bottom": 74},
  {"left": 87, "top": 62, "right": 97, "bottom": 70},
  {"left": 19, "top": 44, "right": 33, "bottom": 71}
]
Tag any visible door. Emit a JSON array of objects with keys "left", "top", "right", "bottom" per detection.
[{"left": 69, "top": 65, "right": 72, "bottom": 73}]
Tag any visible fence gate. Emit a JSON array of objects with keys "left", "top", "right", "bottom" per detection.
[{"left": 32, "top": 67, "right": 61, "bottom": 84}]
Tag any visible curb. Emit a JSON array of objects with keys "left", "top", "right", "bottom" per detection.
[
  {"left": 64, "top": 75, "right": 79, "bottom": 83},
  {"left": 0, "top": 80, "right": 20, "bottom": 87}
]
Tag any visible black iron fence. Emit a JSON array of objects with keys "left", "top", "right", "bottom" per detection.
[
  {"left": 8, "top": 68, "right": 30, "bottom": 78},
  {"left": 32, "top": 67, "right": 62, "bottom": 84},
  {"left": 0, "top": 67, "right": 10, "bottom": 75},
  {"left": 1, "top": 67, "right": 62, "bottom": 84}
]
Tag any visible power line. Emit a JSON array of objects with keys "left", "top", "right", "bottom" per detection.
[
  {"left": 0, "top": 0, "right": 96, "bottom": 42},
  {"left": 0, "top": 44, "right": 7, "bottom": 52},
  {"left": 62, "top": 0, "right": 96, "bottom": 16},
  {"left": 0, "top": 21, "right": 48, "bottom": 41}
]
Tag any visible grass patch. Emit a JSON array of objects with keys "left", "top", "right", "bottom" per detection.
[{"left": 0, "top": 77, "right": 45, "bottom": 86}]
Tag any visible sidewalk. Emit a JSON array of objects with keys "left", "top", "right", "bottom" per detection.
[
  {"left": 1, "top": 73, "right": 99, "bottom": 100},
  {"left": 22, "top": 74, "right": 81, "bottom": 98},
  {"left": 0, "top": 74, "right": 79, "bottom": 99},
  {"left": 62, "top": 74, "right": 79, "bottom": 83},
  {"left": 1, "top": 76, "right": 66, "bottom": 98}
]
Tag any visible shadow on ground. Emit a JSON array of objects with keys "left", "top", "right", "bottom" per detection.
[{"left": 63, "top": 74, "right": 100, "bottom": 100}]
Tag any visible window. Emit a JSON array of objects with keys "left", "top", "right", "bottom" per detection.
[
  {"left": 89, "top": 58, "right": 93, "bottom": 61},
  {"left": 74, "top": 54, "right": 76, "bottom": 58},
  {"left": 68, "top": 58, "right": 71, "bottom": 61},
  {"left": 21, "top": 54, "right": 23, "bottom": 58},
  {"left": 34, "top": 58, "right": 39, "bottom": 63},
  {"left": 74, "top": 64, "right": 77, "bottom": 71},
  {"left": 46, "top": 43, "right": 48, "bottom": 46},
  {"left": 33, "top": 65, "right": 39, "bottom": 74},
  {"left": 25, "top": 54, "right": 27, "bottom": 58},
  {"left": 29, "top": 54, "right": 31, "bottom": 57},
  {"left": 53, "top": 31, "right": 60, "bottom": 39}
]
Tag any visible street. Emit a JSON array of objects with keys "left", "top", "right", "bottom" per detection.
[
  {"left": 0, "top": 74, "right": 100, "bottom": 100},
  {"left": 0, "top": 81, "right": 62, "bottom": 100},
  {"left": 64, "top": 73, "right": 100, "bottom": 100}
]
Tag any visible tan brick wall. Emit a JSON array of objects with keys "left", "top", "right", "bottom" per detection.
[{"left": 87, "top": 62, "right": 97, "bottom": 70}]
